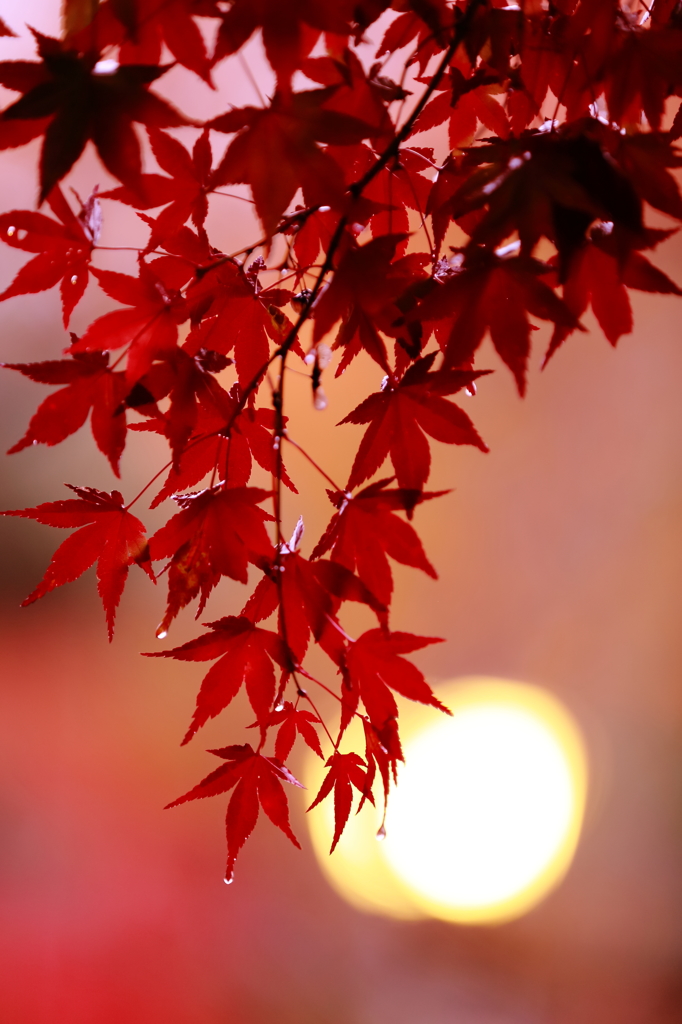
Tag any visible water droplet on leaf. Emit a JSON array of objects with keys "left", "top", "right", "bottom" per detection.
[
  {"left": 93, "top": 58, "right": 120, "bottom": 76},
  {"left": 376, "top": 825, "right": 386, "bottom": 841}
]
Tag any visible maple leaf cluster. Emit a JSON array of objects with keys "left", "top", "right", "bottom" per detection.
[{"left": 2, "top": 0, "right": 682, "bottom": 881}]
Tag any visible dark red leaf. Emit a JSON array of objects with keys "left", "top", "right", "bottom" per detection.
[
  {"left": 3, "top": 352, "right": 128, "bottom": 475},
  {"left": 340, "top": 355, "right": 488, "bottom": 499},
  {"left": 241, "top": 524, "right": 386, "bottom": 665},
  {"left": 0, "top": 31, "right": 191, "bottom": 200},
  {"left": 69, "top": 261, "right": 189, "bottom": 385},
  {"left": 149, "top": 485, "right": 275, "bottom": 635},
  {"left": 145, "top": 615, "right": 288, "bottom": 742},
  {"left": 311, "top": 479, "right": 444, "bottom": 607},
  {"left": 0, "top": 187, "right": 94, "bottom": 325},
  {"left": 312, "top": 234, "right": 432, "bottom": 375},
  {"left": 208, "top": 90, "right": 354, "bottom": 238},
  {"left": 185, "top": 257, "right": 294, "bottom": 387},
  {"left": 343, "top": 628, "right": 447, "bottom": 737},
  {"left": 2, "top": 485, "right": 153, "bottom": 639},
  {"left": 416, "top": 255, "right": 582, "bottom": 394},
  {"left": 166, "top": 744, "right": 302, "bottom": 880},
  {"left": 308, "top": 750, "right": 371, "bottom": 853},
  {"left": 266, "top": 701, "right": 325, "bottom": 762}
]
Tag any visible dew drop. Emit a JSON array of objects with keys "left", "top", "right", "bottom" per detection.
[
  {"left": 70, "top": 274, "right": 78, "bottom": 285},
  {"left": 156, "top": 627, "right": 168, "bottom": 640},
  {"left": 316, "top": 343, "right": 332, "bottom": 370},
  {"left": 376, "top": 825, "right": 386, "bottom": 842},
  {"left": 6, "top": 225, "right": 15, "bottom": 237},
  {"left": 275, "top": 702, "right": 284, "bottom": 712},
  {"left": 224, "top": 875, "right": 234, "bottom": 885},
  {"left": 318, "top": 205, "right": 331, "bottom": 213},
  {"left": 93, "top": 58, "right": 120, "bottom": 76},
  {"left": 313, "top": 387, "right": 327, "bottom": 411}
]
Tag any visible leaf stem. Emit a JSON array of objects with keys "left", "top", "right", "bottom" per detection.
[{"left": 284, "top": 435, "right": 343, "bottom": 493}]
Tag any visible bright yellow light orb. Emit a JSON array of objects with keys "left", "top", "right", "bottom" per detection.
[{"left": 305, "top": 678, "right": 588, "bottom": 925}]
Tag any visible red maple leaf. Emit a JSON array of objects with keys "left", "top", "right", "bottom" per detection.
[
  {"left": 265, "top": 701, "right": 324, "bottom": 762},
  {"left": 362, "top": 147, "right": 436, "bottom": 256},
  {"left": 69, "top": 259, "right": 191, "bottom": 385},
  {"left": 2, "top": 485, "right": 153, "bottom": 639},
  {"left": 312, "top": 234, "right": 432, "bottom": 375},
  {"left": 610, "top": 131, "right": 682, "bottom": 223},
  {"left": 3, "top": 351, "right": 128, "bottom": 475},
  {"left": 410, "top": 67, "right": 510, "bottom": 149},
  {"left": 307, "top": 750, "right": 372, "bottom": 853},
  {"left": 207, "top": 93, "right": 343, "bottom": 238},
  {"left": 101, "top": 127, "right": 217, "bottom": 240},
  {"left": 0, "top": 31, "right": 190, "bottom": 201},
  {"left": 166, "top": 743, "right": 302, "bottom": 881},
  {"left": 605, "top": 21, "right": 682, "bottom": 131},
  {"left": 375, "top": 4, "right": 452, "bottom": 77},
  {"left": 342, "top": 628, "right": 447, "bottom": 739},
  {"left": 214, "top": 0, "right": 349, "bottom": 85},
  {"left": 311, "top": 479, "right": 442, "bottom": 607},
  {"left": 296, "top": 48, "right": 395, "bottom": 143},
  {"left": 0, "top": 187, "right": 95, "bottom": 325},
  {"left": 451, "top": 129, "right": 645, "bottom": 277},
  {"left": 545, "top": 225, "right": 682, "bottom": 361},
  {"left": 340, "top": 354, "right": 488, "bottom": 501},
  {"left": 426, "top": 152, "right": 474, "bottom": 253},
  {"left": 207, "top": 86, "right": 385, "bottom": 237},
  {"left": 293, "top": 142, "right": 435, "bottom": 261},
  {"left": 146, "top": 615, "right": 288, "bottom": 743},
  {"left": 123, "top": 346, "right": 234, "bottom": 468},
  {"left": 79, "top": 0, "right": 219, "bottom": 85},
  {"left": 360, "top": 715, "right": 401, "bottom": 824},
  {"left": 185, "top": 256, "right": 294, "bottom": 386},
  {"left": 242, "top": 522, "right": 386, "bottom": 665},
  {"left": 213, "top": 0, "right": 399, "bottom": 87},
  {"left": 146, "top": 389, "right": 297, "bottom": 509},
  {"left": 149, "top": 485, "right": 275, "bottom": 636},
  {"left": 416, "top": 254, "right": 581, "bottom": 393}
]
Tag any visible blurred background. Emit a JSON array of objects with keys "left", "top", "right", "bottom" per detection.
[{"left": 2, "top": 4, "right": 682, "bottom": 1022}]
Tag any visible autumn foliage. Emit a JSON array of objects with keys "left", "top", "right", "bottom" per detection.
[{"left": 1, "top": 0, "right": 682, "bottom": 880}]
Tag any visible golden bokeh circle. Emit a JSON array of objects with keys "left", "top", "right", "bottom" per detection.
[{"left": 305, "top": 677, "right": 588, "bottom": 925}]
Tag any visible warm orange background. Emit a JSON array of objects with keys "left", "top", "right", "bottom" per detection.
[{"left": 2, "top": 5, "right": 682, "bottom": 1022}]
